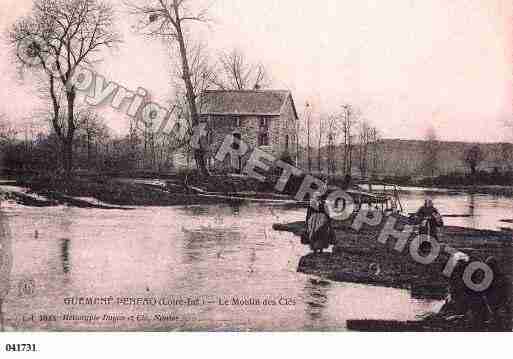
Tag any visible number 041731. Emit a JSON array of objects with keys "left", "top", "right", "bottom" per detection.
[{"left": 5, "top": 344, "right": 37, "bottom": 352}]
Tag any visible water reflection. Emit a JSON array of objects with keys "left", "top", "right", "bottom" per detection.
[
  {"left": 181, "top": 226, "right": 241, "bottom": 264},
  {"left": 181, "top": 205, "right": 210, "bottom": 217},
  {"left": 304, "top": 278, "right": 330, "bottom": 322},
  {"left": 468, "top": 194, "right": 477, "bottom": 229},
  {"left": 248, "top": 248, "right": 257, "bottom": 275},
  {"left": 400, "top": 189, "right": 512, "bottom": 231},
  {"left": 227, "top": 202, "right": 241, "bottom": 216},
  {"left": 1, "top": 189, "right": 510, "bottom": 331},
  {"left": 61, "top": 238, "right": 70, "bottom": 274}
]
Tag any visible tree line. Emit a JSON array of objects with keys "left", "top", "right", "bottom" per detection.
[
  {"left": 5, "top": 0, "right": 511, "bottom": 181},
  {"left": 422, "top": 125, "right": 513, "bottom": 178},
  {"left": 296, "top": 103, "right": 381, "bottom": 179},
  {"left": 5, "top": 0, "right": 275, "bottom": 178}
]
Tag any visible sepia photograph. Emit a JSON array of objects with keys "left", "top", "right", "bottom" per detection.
[{"left": 0, "top": 0, "right": 511, "bottom": 339}]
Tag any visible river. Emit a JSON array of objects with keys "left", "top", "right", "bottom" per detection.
[{"left": 0, "top": 187, "right": 510, "bottom": 331}]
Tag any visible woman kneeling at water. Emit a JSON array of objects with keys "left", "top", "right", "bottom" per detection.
[{"left": 303, "top": 193, "right": 335, "bottom": 254}]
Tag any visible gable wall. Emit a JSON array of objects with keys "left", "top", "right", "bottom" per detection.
[
  {"left": 198, "top": 94, "right": 298, "bottom": 172},
  {"left": 277, "top": 96, "right": 298, "bottom": 160}
]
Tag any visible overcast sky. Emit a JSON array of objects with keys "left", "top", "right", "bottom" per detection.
[{"left": 1, "top": 0, "right": 511, "bottom": 142}]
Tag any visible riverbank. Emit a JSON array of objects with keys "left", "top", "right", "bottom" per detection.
[
  {"left": 436, "top": 185, "right": 513, "bottom": 197},
  {"left": 380, "top": 182, "right": 513, "bottom": 197},
  {"left": 3, "top": 171, "right": 513, "bottom": 209},
  {"left": 274, "top": 215, "right": 511, "bottom": 292},
  {"left": 1, "top": 173, "right": 299, "bottom": 208},
  {"left": 274, "top": 214, "right": 512, "bottom": 330},
  {"left": 1, "top": 176, "right": 223, "bottom": 208},
  {"left": 274, "top": 213, "right": 511, "bottom": 298},
  {"left": 382, "top": 170, "right": 513, "bottom": 196},
  {"left": 381, "top": 180, "right": 513, "bottom": 197}
]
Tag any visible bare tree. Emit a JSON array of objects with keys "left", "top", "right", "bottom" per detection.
[
  {"left": 489, "top": 142, "right": 513, "bottom": 174},
  {"left": 9, "top": 0, "right": 120, "bottom": 177},
  {"left": 210, "top": 48, "right": 270, "bottom": 90},
  {"left": 0, "top": 114, "right": 18, "bottom": 146},
  {"left": 188, "top": 41, "right": 217, "bottom": 96},
  {"left": 357, "top": 120, "right": 372, "bottom": 178},
  {"left": 317, "top": 114, "right": 326, "bottom": 172},
  {"left": 169, "top": 39, "right": 216, "bottom": 100},
  {"left": 341, "top": 105, "right": 357, "bottom": 175},
  {"left": 326, "top": 114, "right": 339, "bottom": 175},
  {"left": 499, "top": 142, "right": 513, "bottom": 172},
  {"left": 76, "top": 110, "right": 106, "bottom": 167},
  {"left": 464, "top": 145, "right": 484, "bottom": 175},
  {"left": 422, "top": 126, "right": 439, "bottom": 177},
  {"left": 126, "top": 0, "right": 212, "bottom": 176},
  {"left": 369, "top": 127, "right": 380, "bottom": 178},
  {"left": 169, "top": 39, "right": 217, "bottom": 168}
]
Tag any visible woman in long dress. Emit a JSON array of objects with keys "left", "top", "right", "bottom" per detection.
[{"left": 304, "top": 193, "right": 335, "bottom": 254}]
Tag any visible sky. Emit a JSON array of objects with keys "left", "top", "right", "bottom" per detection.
[{"left": 0, "top": 0, "right": 512, "bottom": 142}]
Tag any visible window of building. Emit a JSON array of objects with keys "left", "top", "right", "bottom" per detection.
[
  {"left": 285, "top": 134, "right": 289, "bottom": 151},
  {"left": 207, "top": 127, "right": 213, "bottom": 145},
  {"left": 233, "top": 132, "right": 242, "bottom": 173},
  {"left": 259, "top": 117, "right": 270, "bottom": 128},
  {"left": 202, "top": 119, "right": 213, "bottom": 145},
  {"left": 233, "top": 132, "right": 241, "bottom": 147},
  {"left": 258, "top": 117, "right": 270, "bottom": 146},
  {"left": 258, "top": 133, "right": 269, "bottom": 147}
]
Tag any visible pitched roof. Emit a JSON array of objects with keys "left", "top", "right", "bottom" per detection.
[{"left": 198, "top": 90, "right": 298, "bottom": 118}]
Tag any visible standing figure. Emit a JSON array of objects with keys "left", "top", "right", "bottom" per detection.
[
  {"left": 304, "top": 193, "right": 335, "bottom": 254},
  {"left": 415, "top": 199, "right": 444, "bottom": 240}
]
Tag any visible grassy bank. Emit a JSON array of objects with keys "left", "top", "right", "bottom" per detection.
[
  {"left": 382, "top": 172, "right": 513, "bottom": 196},
  {"left": 7, "top": 169, "right": 312, "bottom": 207},
  {"left": 11, "top": 174, "right": 222, "bottom": 207},
  {"left": 5, "top": 168, "right": 513, "bottom": 208}
]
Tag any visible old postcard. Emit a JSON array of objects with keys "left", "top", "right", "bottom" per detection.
[{"left": 0, "top": 0, "right": 511, "bottom": 337}]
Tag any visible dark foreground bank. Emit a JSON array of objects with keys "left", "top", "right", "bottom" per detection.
[{"left": 274, "top": 214, "right": 512, "bottom": 331}]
